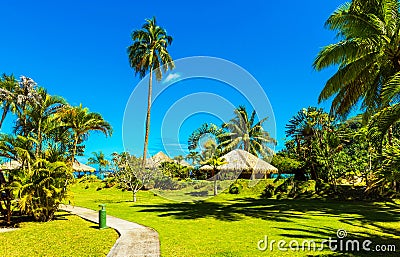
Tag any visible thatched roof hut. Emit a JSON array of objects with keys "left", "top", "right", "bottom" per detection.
[
  {"left": 200, "top": 149, "right": 278, "bottom": 179},
  {"left": 0, "top": 160, "right": 96, "bottom": 173},
  {"left": 73, "top": 160, "right": 95, "bottom": 172},
  {"left": 146, "top": 151, "right": 192, "bottom": 168},
  {"left": 0, "top": 160, "right": 22, "bottom": 170}
]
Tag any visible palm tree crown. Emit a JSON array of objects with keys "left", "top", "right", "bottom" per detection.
[
  {"left": 313, "top": 0, "right": 400, "bottom": 120},
  {"left": 218, "top": 106, "right": 276, "bottom": 158}
]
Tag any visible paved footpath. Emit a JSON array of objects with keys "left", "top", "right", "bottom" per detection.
[{"left": 60, "top": 205, "right": 160, "bottom": 257}]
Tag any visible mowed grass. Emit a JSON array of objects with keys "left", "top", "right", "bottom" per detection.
[
  {"left": 0, "top": 211, "right": 118, "bottom": 257},
  {"left": 70, "top": 180, "right": 400, "bottom": 257}
]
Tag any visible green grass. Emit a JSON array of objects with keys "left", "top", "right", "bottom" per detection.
[
  {"left": 0, "top": 211, "right": 118, "bottom": 257},
  {"left": 70, "top": 180, "right": 400, "bottom": 257}
]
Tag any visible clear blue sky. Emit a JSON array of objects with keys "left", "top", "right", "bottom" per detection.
[{"left": 0, "top": 0, "right": 344, "bottom": 163}]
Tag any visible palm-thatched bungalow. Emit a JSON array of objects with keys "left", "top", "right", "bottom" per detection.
[
  {"left": 0, "top": 160, "right": 22, "bottom": 170},
  {"left": 73, "top": 160, "right": 96, "bottom": 178},
  {"left": 73, "top": 160, "right": 96, "bottom": 172},
  {"left": 146, "top": 151, "right": 192, "bottom": 168},
  {"left": 200, "top": 149, "right": 278, "bottom": 179}
]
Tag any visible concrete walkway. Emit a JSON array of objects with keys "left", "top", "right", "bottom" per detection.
[{"left": 60, "top": 205, "right": 160, "bottom": 257}]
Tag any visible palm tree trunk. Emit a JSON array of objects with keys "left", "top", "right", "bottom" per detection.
[
  {"left": 388, "top": 125, "right": 393, "bottom": 146},
  {"left": 0, "top": 103, "right": 10, "bottom": 129},
  {"left": 35, "top": 119, "right": 42, "bottom": 158},
  {"left": 142, "top": 68, "right": 153, "bottom": 168},
  {"left": 71, "top": 134, "right": 79, "bottom": 164}
]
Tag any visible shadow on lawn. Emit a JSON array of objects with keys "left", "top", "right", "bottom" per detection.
[
  {"left": 133, "top": 197, "right": 400, "bottom": 255},
  {"left": 134, "top": 197, "right": 399, "bottom": 223}
]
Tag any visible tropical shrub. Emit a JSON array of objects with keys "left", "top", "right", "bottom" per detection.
[
  {"left": 261, "top": 184, "right": 275, "bottom": 198},
  {"left": 17, "top": 159, "right": 73, "bottom": 222},
  {"left": 229, "top": 183, "right": 242, "bottom": 194}
]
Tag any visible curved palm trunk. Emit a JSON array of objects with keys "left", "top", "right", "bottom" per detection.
[
  {"left": 0, "top": 103, "right": 10, "bottom": 130},
  {"left": 35, "top": 119, "right": 42, "bottom": 158},
  {"left": 142, "top": 68, "right": 153, "bottom": 168},
  {"left": 388, "top": 125, "right": 393, "bottom": 146},
  {"left": 71, "top": 133, "right": 79, "bottom": 165}
]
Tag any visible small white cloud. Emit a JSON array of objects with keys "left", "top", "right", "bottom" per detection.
[{"left": 163, "top": 73, "right": 181, "bottom": 84}]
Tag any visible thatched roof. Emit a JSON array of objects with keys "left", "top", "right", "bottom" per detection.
[
  {"left": 175, "top": 159, "right": 191, "bottom": 167},
  {"left": 0, "top": 160, "right": 96, "bottom": 172},
  {"left": 200, "top": 149, "right": 278, "bottom": 173},
  {"left": 146, "top": 151, "right": 192, "bottom": 168},
  {"left": 0, "top": 160, "right": 22, "bottom": 170},
  {"left": 73, "top": 160, "right": 95, "bottom": 172}
]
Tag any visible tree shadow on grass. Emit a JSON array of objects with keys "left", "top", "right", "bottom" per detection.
[{"left": 133, "top": 197, "right": 400, "bottom": 246}]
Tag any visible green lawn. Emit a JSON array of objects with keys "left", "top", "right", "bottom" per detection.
[
  {"left": 70, "top": 180, "right": 400, "bottom": 257},
  {"left": 0, "top": 211, "right": 118, "bottom": 257}
]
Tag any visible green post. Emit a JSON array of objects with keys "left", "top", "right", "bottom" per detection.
[{"left": 99, "top": 204, "right": 107, "bottom": 229}]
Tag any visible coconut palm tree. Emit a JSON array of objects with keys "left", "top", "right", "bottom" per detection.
[
  {"left": 313, "top": 0, "right": 400, "bottom": 120},
  {"left": 218, "top": 106, "right": 276, "bottom": 158},
  {"left": 127, "top": 17, "right": 174, "bottom": 168},
  {"left": 59, "top": 105, "right": 112, "bottom": 164},
  {"left": 200, "top": 151, "right": 227, "bottom": 196},
  {"left": 16, "top": 87, "right": 66, "bottom": 158},
  {"left": 88, "top": 151, "right": 109, "bottom": 172}
]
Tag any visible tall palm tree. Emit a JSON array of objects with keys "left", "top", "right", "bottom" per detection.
[
  {"left": 88, "top": 151, "right": 109, "bottom": 172},
  {"left": 127, "top": 17, "right": 174, "bottom": 168},
  {"left": 13, "top": 76, "right": 42, "bottom": 137},
  {"left": 59, "top": 105, "right": 112, "bottom": 164},
  {"left": 218, "top": 106, "right": 276, "bottom": 158},
  {"left": 313, "top": 0, "right": 400, "bottom": 120}
]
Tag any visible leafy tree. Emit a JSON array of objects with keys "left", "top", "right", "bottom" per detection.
[
  {"left": 112, "top": 152, "right": 156, "bottom": 202},
  {"left": 127, "top": 17, "right": 174, "bottom": 167},
  {"left": 285, "top": 107, "right": 333, "bottom": 180},
  {"left": 271, "top": 154, "right": 303, "bottom": 174}
]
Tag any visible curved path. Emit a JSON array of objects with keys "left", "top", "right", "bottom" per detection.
[{"left": 60, "top": 205, "right": 160, "bottom": 257}]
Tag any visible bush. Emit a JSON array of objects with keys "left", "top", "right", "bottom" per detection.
[
  {"left": 152, "top": 175, "right": 180, "bottom": 190},
  {"left": 79, "top": 175, "right": 99, "bottom": 183},
  {"left": 261, "top": 184, "right": 275, "bottom": 198},
  {"left": 103, "top": 177, "right": 117, "bottom": 188},
  {"left": 229, "top": 183, "right": 242, "bottom": 194}
]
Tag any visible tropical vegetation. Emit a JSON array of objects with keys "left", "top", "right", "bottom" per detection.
[{"left": 0, "top": 75, "right": 112, "bottom": 224}]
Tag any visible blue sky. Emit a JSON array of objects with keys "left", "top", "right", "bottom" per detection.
[{"left": 0, "top": 0, "right": 345, "bottom": 163}]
